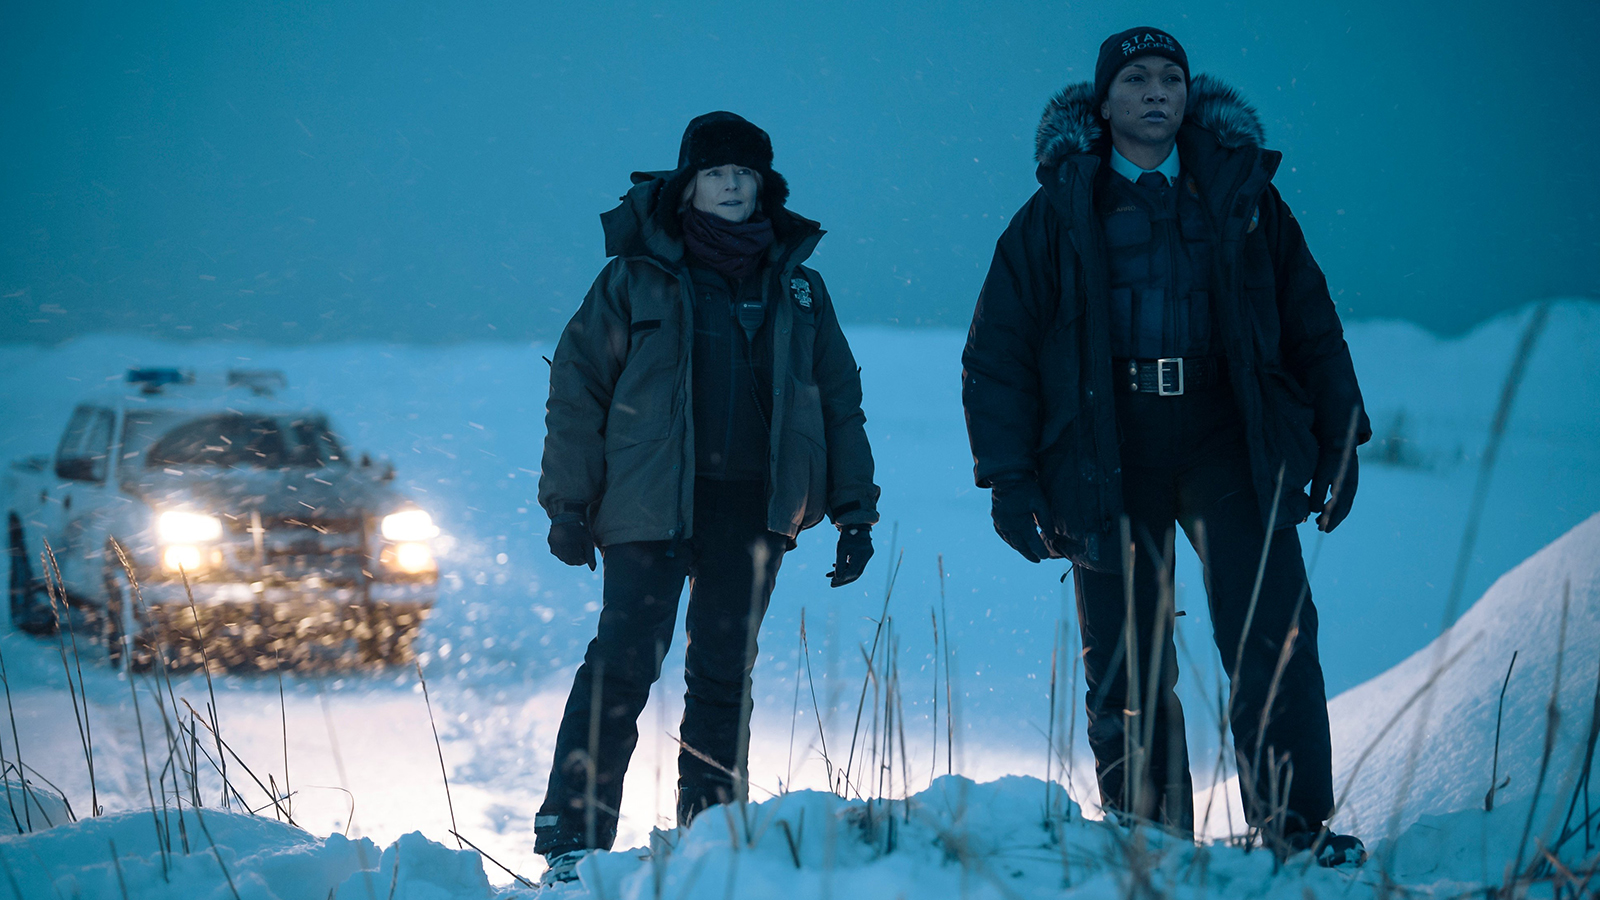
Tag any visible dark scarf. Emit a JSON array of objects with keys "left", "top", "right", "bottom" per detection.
[{"left": 680, "top": 205, "right": 775, "bottom": 283}]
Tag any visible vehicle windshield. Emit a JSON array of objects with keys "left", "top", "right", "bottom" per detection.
[{"left": 129, "top": 412, "right": 347, "bottom": 470}]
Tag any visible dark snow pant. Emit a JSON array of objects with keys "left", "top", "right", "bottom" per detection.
[
  {"left": 1073, "top": 385, "right": 1334, "bottom": 834},
  {"left": 534, "top": 479, "right": 786, "bottom": 855}
]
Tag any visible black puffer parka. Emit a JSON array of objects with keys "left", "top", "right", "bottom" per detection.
[{"left": 962, "top": 75, "right": 1370, "bottom": 570}]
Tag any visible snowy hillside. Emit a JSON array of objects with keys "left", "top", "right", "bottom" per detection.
[
  {"left": 1329, "top": 511, "right": 1600, "bottom": 837},
  {"left": 0, "top": 300, "right": 1597, "bottom": 894}
]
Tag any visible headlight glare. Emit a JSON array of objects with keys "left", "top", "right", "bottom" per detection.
[
  {"left": 162, "top": 545, "right": 204, "bottom": 573},
  {"left": 158, "top": 511, "right": 223, "bottom": 543},
  {"left": 395, "top": 542, "right": 434, "bottom": 574},
  {"left": 381, "top": 509, "right": 439, "bottom": 542},
  {"left": 381, "top": 541, "right": 436, "bottom": 575}
]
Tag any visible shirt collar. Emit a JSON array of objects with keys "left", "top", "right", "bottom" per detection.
[{"left": 1109, "top": 144, "right": 1180, "bottom": 186}]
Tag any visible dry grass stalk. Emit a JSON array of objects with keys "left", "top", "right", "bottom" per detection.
[
  {"left": 178, "top": 567, "right": 229, "bottom": 807},
  {"left": 193, "top": 806, "right": 242, "bottom": 900},
  {"left": 40, "top": 540, "right": 96, "bottom": 817},
  {"left": 0, "top": 620, "right": 39, "bottom": 834},
  {"left": 1553, "top": 650, "right": 1600, "bottom": 857},
  {"left": 181, "top": 698, "right": 288, "bottom": 820},
  {"left": 277, "top": 660, "right": 291, "bottom": 820},
  {"left": 451, "top": 829, "right": 536, "bottom": 889},
  {"left": 1225, "top": 464, "right": 1287, "bottom": 828},
  {"left": 108, "top": 838, "right": 130, "bottom": 900},
  {"left": 938, "top": 554, "right": 954, "bottom": 779},
  {"left": 799, "top": 608, "right": 834, "bottom": 789},
  {"left": 1485, "top": 650, "right": 1519, "bottom": 812},
  {"left": 843, "top": 544, "right": 904, "bottom": 799},
  {"left": 1511, "top": 581, "right": 1570, "bottom": 878},
  {"left": 0, "top": 846, "right": 25, "bottom": 899},
  {"left": 415, "top": 661, "right": 460, "bottom": 849}
]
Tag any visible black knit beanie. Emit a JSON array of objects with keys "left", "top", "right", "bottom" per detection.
[
  {"left": 1094, "top": 27, "right": 1189, "bottom": 103},
  {"left": 658, "top": 111, "right": 789, "bottom": 234}
]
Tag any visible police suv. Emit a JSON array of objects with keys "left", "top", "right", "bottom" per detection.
[{"left": 5, "top": 368, "right": 439, "bottom": 670}]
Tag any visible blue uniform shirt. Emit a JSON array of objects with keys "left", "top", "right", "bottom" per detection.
[{"left": 1109, "top": 144, "right": 1179, "bottom": 187}]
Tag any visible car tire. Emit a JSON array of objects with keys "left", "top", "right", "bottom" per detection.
[
  {"left": 8, "top": 514, "right": 54, "bottom": 635},
  {"left": 103, "top": 558, "right": 153, "bottom": 673}
]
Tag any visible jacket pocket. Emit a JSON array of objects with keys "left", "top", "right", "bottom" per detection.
[
  {"left": 595, "top": 435, "right": 675, "bottom": 539},
  {"left": 606, "top": 349, "right": 677, "bottom": 452}
]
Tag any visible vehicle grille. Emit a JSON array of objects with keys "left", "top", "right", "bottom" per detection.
[{"left": 230, "top": 515, "right": 367, "bottom": 582}]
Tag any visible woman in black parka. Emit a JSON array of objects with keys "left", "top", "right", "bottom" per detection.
[{"left": 963, "top": 28, "right": 1369, "bottom": 866}]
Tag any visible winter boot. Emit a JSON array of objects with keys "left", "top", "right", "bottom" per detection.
[
  {"left": 539, "top": 848, "right": 592, "bottom": 886},
  {"left": 1283, "top": 829, "right": 1367, "bottom": 868}
]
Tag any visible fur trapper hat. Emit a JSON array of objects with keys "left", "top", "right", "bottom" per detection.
[{"left": 657, "top": 111, "right": 790, "bottom": 235}]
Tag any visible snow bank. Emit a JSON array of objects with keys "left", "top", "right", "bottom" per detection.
[
  {"left": 1, "top": 806, "right": 380, "bottom": 899},
  {"left": 1329, "top": 512, "right": 1600, "bottom": 840},
  {"left": 5, "top": 771, "right": 1585, "bottom": 897},
  {"left": 555, "top": 776, "right": 1369, "bottom": 900},
  {"left": 333, "top": 830, "right": 494, "bottom": 900},
  {"left": 2, "top": 778, "right": 74, "bottom": 832}
]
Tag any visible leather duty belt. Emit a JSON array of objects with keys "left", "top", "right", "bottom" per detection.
[{"left": 1115, "top": 357, "right": 1227, "bottom": 396}]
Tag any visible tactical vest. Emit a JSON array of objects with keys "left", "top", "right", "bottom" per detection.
[{"left": 1096, "top": 169, "right": 1217, "bottom": 359}]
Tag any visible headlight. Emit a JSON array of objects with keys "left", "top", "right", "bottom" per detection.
[
  {"left": 381, "top": 509, "right": 439, "bottom": 541},
  {"left": 381, "top": 541, "right": 436, "bottom": 575},
  {"left": 158, "top": 511, "right": 223, "bottom": 543},
  {"left": 163, "top": 545, "right": 204, "bottom": 574}
]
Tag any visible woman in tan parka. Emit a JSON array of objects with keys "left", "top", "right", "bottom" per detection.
[{"left": 534, "top": 111, "right": 879, "bottom": 882}]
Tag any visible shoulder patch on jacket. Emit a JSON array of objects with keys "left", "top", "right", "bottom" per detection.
[{"left": 790, "top": 275, "right": 814, "bottom": 310}]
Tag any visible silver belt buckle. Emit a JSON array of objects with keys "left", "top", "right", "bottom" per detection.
[{"left": 1156, "top": 357, "right": 1185, "bottom": 396}]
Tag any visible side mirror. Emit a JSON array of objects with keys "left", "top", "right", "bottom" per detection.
[{"left": 359, "top": 453, "right": 394, "bottom": 482}]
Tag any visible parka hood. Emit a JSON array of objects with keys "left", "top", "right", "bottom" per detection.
[
  {"left": 601, "top": 172, "right": 823, "bottom": 267},
  {"left": 1034, "top": 73, "right": 1266, "bottom": 168}
]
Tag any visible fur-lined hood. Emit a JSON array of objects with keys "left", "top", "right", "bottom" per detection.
[{"left": 1034, "top": 74, "right": 1265, "bottom": 168}]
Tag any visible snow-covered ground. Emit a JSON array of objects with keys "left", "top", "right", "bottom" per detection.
[{"left": 1, "top": 300, "right": 1597, "bottom": 896}]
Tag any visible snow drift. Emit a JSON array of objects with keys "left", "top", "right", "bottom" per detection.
[{"left": 1331, "top": 512, "right": 1600, "bottom": 871}]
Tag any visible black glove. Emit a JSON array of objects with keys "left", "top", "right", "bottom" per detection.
[
  {"left": 548, "top": 513, "right": 596, "bottom": 570},
  {"left": 990, "top": 475, "right": 1053, "bottom": 563},
  {"left": 828, "top": 525, "right": 873, "bottom": 587},
  {"left": 1308, "top": 447, "right": 1359, "bottom": 533}
]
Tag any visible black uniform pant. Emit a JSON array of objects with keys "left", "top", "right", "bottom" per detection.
[
  {"left": 1073, "top": 385, "right": 1334, "bottom": 833},
  {"left": 534, "top": 479, "right": 786, "bottom": 855}
]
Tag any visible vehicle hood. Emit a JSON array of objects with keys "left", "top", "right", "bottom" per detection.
[{"left": 123, "top": 466, "right": 409, "bottom": 523}]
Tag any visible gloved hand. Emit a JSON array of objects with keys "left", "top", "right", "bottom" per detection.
[
  {"left": 1308, "top": 447, "right": 1359, "bottom": 533},
  {"left": 990, "top": 475, "right": 1054, "bottom": 563},
  {"left": 828, "top": 525, "right": 873, "bottom": 587},
  {"left": 548, "top": 513, "right": 597, "bottom": 570}
]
